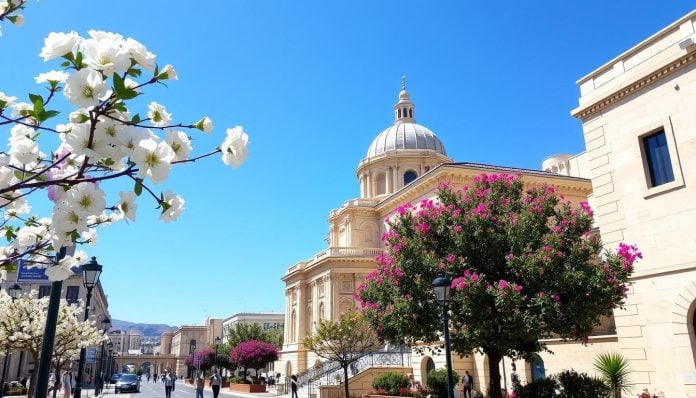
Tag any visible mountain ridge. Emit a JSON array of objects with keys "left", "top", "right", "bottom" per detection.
[{"left": 111, "top": 319, "right": 177, "bottom": 337}]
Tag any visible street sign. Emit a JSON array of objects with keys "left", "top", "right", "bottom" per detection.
[{"left": 86, "top": 347, "right": 97, "bottom": 364}]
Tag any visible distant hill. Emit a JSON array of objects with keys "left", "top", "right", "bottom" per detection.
[{"left": 111, "top": 319, "right": 177, "bottom": 337}]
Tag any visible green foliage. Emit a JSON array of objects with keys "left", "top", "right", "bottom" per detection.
[
  {"left": 593, "top": 352, "right": 631, "bottom": 398},
  {"left": 225, "top": 322, "right": 282, "bottom": 349},
  {"left": 556, "top": 370, "right": 608, "bottom": 398},
  {"left": 229, "top": 376, "right": 249, "bottom": 384},
  {"left": 426, "top": 368, "right": 459, "bottom": 398},
  {"left": 372, "top": 372, "right": 411, "bottom": 396},
  {"left": 518, "top": 377, "right": 558, "bottom": 398}
]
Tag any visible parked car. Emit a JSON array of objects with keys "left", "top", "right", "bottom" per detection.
[
  {"left": 110, "top": 373, "right": 121, "bottom": 384},
  {"left": 115, "top": 374, "right": 140, "bottom": 393}
]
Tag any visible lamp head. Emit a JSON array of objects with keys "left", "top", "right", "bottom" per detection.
[
  {"left": 82, "top": 256, "right": 103, "bottom": 288},
  {"left": 8, "top": 283, "right": 22, "bottom": 300},
  {"left": 431, "top": 273, "right": 451, "bottom": 306}
]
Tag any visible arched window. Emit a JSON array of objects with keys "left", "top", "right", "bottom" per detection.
[
  {"left": 409, "top": 109, "right": 413, "bottom": 118},
  {"left": 422, "top": 357, "right": 436, "bottom": 386},
  {"left": 398, "top": 109, "right": 402, "bottom": 118},
  {"left": 404, "top": 170, "right": 418, "bottom": 185}
]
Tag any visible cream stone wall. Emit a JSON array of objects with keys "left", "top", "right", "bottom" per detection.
[{"left": 568, "top": 9, "right": 696, "bottom": 398}]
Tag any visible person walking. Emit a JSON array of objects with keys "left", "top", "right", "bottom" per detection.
[
  {"left": 462, "top": 371, "right": 473, "bottom": 398},
  {"left": 163, "top": 370, "right": 175, "bottom": 398},
  {"left": 290, "top": 375, "right": 298, "bottom": 398},
  {"left": 195, "top": 373, "right": 205, "bottom": 398},
  {"left": 61, "top": 369, "right": 74, "bottom": 398},
  {"left": 210, "top": 370, "right": 221, "bottom": 398},
  {"left": 153, "top": 373, "right": 158, "bottom": 383}
]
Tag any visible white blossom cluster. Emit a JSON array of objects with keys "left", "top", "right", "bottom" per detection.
[
  {"left": 0, "top": 289, "right": 107, "bottom": 368},
  {"left": 0, "top": 28, "right": 250, "bottom": 281},
  {"left": 0, "top": 1, "right": 27, "bottom": 36}
]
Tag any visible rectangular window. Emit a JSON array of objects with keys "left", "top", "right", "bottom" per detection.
[
  {"left": 66, "top": 285, "right": 79, "bottom": 304},
  {"left": 38, "top": 285, "right": 51, "bottom": 298},
  {"left": 643, "top": 130, "right": 675, "bottom": 187},
  {"left": 263, "top": 322, "right": 269, "bottom": 330}
]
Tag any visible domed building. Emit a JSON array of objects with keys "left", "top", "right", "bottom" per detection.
[{"left": 277, "top": 83, "right": 593, "bottom": 394}]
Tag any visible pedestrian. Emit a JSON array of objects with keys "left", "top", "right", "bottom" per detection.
[
  {"left": 61, "top": 369, "right": 74, "bottom": 398},
  {"left": 210, "top": 370, "right": 221, "bottom": 398},
  {"left": 290, "top": 375, "right": 298, "bottom": 398},
  {"left": 153, "top": 373, "right": 158, "bottom": 383},
  {"left": 163, "top": 369, "right": 175, "bottom": 398},
  {"left": 195, "top": 373, "right": 205, "bottom": 398},
  {"left": 462, "top": 370, "right": 473, "bottom": 398}
]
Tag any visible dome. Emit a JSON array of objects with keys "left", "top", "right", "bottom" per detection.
[
  {"left": 366, "top": 122, "right": 447, "bottom": 158},
  {"left": 365, "top": 81, "right": 447, "bottom": 159}
]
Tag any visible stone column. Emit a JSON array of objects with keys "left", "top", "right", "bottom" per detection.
[{"left": 296, "top": 282, "right": 306, "bottom": 344}]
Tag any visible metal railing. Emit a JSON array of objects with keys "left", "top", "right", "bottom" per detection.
[{"left": 292, "top": 348, "right": 410, "bottom": 398}]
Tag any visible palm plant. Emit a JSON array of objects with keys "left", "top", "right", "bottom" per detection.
[{"left": 594, "top": 352, "right": 631, "bottom": 398}]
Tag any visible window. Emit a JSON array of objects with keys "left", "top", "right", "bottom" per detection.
[
  {"left": 643, "top": 130, "right": 675, "bottom": 187},
  {"left": 404, "top": 170, "right": 418, "bottom": 185},
  {"left": 65, "top": 286, "right": 79, "bottom": 304},
  {"left": 375, "top": 173, "right": 386, "bottom": 195},
  {"left": 263, "top": 322, "right": 269, "bottom": 330},
  {"left": 38, "top": 285, "right": 51, "bottom": 298}
]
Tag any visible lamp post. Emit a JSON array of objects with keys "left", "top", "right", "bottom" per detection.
[
  {"left": 106, "top": 342, "right": 113, "bottom": 389},
  {"left": 432, "top": 273, "right": 454, "bottom": 398},
  {"left": 73, "top": 257, "right": 103, "bottom": 398},
  {"left": 95, "top": 318, "right": 110, "bottom": 395},
  {"left": 35, "top": 246, "right": 74, "bottom": 398},
  {"left": 1, "top": 284, "right": 22, "bottom": 398},
  {"left": 214, "top": 337, "right": 221, "bottom": 374}
]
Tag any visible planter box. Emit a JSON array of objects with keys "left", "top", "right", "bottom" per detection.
[{"left": 229, "top": 383, "right": 267, "bottom": 393}]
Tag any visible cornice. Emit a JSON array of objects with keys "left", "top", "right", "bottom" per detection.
[{"left": 572, "top": 50, "right": 696, "bottom": 121}]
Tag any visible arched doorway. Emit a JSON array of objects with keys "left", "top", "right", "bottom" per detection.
[
  {"left": 421, "top": 357, "right": 435, "bottom": 386},
  {"left": 530, "top": 355, "right": 545, "bottom": 381}
]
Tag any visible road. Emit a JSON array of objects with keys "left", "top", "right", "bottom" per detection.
[{"left": 99, "top": 380, "right": 281, "bottom": 398}]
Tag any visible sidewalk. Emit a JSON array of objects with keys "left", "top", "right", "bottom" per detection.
[{"left": 179, "top": 380, "right": 286, "bottom": 398}]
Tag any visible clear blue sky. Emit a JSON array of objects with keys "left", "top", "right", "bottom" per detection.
[{"left": 1, "top": 1, "right": 693, "bottom": 327}]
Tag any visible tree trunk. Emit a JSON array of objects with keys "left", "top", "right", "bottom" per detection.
[
  {"left": 485, "top": 350, "right": 503, "bottom": 398},
  {"left": 343, "top": 365, "right": 350, "bottom": 398},
  {"left": 26, "top": 352, "right": 39, "bottom": 398}
]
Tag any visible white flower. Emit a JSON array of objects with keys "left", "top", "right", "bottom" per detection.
[
  {"left": 160, "top": 64, "right": 178, "bottom": 80},
  {"left": 220, "top": 126, "right": 249, "bottom": 168},
  {"left": 80, "top": 229, "right": 98, "bottom": 246},
  {"left": 0, "top": 91, "right": 17, "bottom": 109},
  {"left": 116, "top": 126, "right": 150, "bottom": 155},
  {"left": 160, "top": 190, "right": 184, "bottom": 223},
  {"left": 39, "top": 31, "right": 81, "bottom": 61},
  {"left": 63, "top": 68, "right": 109, "bottom": 108},
  {"left": 35, "top": 70, "right": 70, "bottom": 84},
  {"left": 52, "top": 203, "right": 89, "bottom": 237},
  {"left": 125, "top": 37, "right": 156, "bottom": 70},
  {"left": 64, "top": 122, "right": 109, "bottom": 159},
  {"left": 82, "top": 35, "right": 130, "bottom": 76},
  {"left": 147, "top": 102, "right": 172, "bottom": 127},
  {"left": 45, "top": 264, "right": 73, "bottom": 282},
  {"left": 117, "top": 191, "right": 137, "bottom": 223},
  {"left": 9, "top": 136, "right": 39, "bottom": 165},
  {"left": 132, "top": 138, "right": 174, "bottom": 184},
  {"left": 165, "top": 130, "right": 192, "bottom": 161},
  {"left": 65, "top": 182, "right": 106, "bottom": 217},
  {"left": 196, "top": 116, "right": 213, "bottom": 133}
]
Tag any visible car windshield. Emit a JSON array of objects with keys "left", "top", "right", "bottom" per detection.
[{"left": 120, "top": 375, "right": 137, "bottom": 382}]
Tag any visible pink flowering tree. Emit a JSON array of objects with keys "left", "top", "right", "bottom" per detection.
[
  {"left": 357, "top": 173, "right": 640, "bottom": 398},
  {"left": 228, "top": 340, "right": 279, "bottom": 384}
]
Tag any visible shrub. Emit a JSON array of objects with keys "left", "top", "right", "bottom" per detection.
[
  {"left": 372, "top": 372, "right": 411, "bottom": 396},
  {"left": 556, "top": 370, "right": 609, "bottom": 398},
  {"left": 229, "top": 376, "right": 249, "bottom": 384},
  {"left": 518, "top": 377, "right": 558, "bottom": 398},
  {"left": 426, "top": 368, "right": 460, "bottom": 398}
]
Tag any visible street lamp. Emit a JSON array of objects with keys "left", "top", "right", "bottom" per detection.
[
  {"left": 95, "top": 318, "right": 111, "bottom": 395},
  {"left": 34, "top": 246, "right": 74, "bottom": 398},
  {"left": 432, "top": 273, "right": 454, "bottom": 398},
  {"left": 106, "top": 342, "right": 113, "bottom": 388},
  {"left": 214, "top": 337, "right": 221, "bottom": 374},
  {"left": 73, "top": 257, "right": 103, "bottom": 398},
  {"left": 1, "top": 284, "right": 22, "bottom": 398}
]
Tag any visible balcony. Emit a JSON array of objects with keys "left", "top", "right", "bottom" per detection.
[{"left": 286, "top": 247, "right": 383, "bottom": 274}]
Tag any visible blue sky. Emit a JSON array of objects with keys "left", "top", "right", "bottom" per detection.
[{"left": 1, "top": 1, "right": 694, "bottom": 327}]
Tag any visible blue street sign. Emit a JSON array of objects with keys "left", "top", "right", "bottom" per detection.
[
  {"left": 17, "top": 259, "right": 49, "bottom": 282},
  {"left": 86, "top": 347, "right": 97, "bottom": 364}
]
